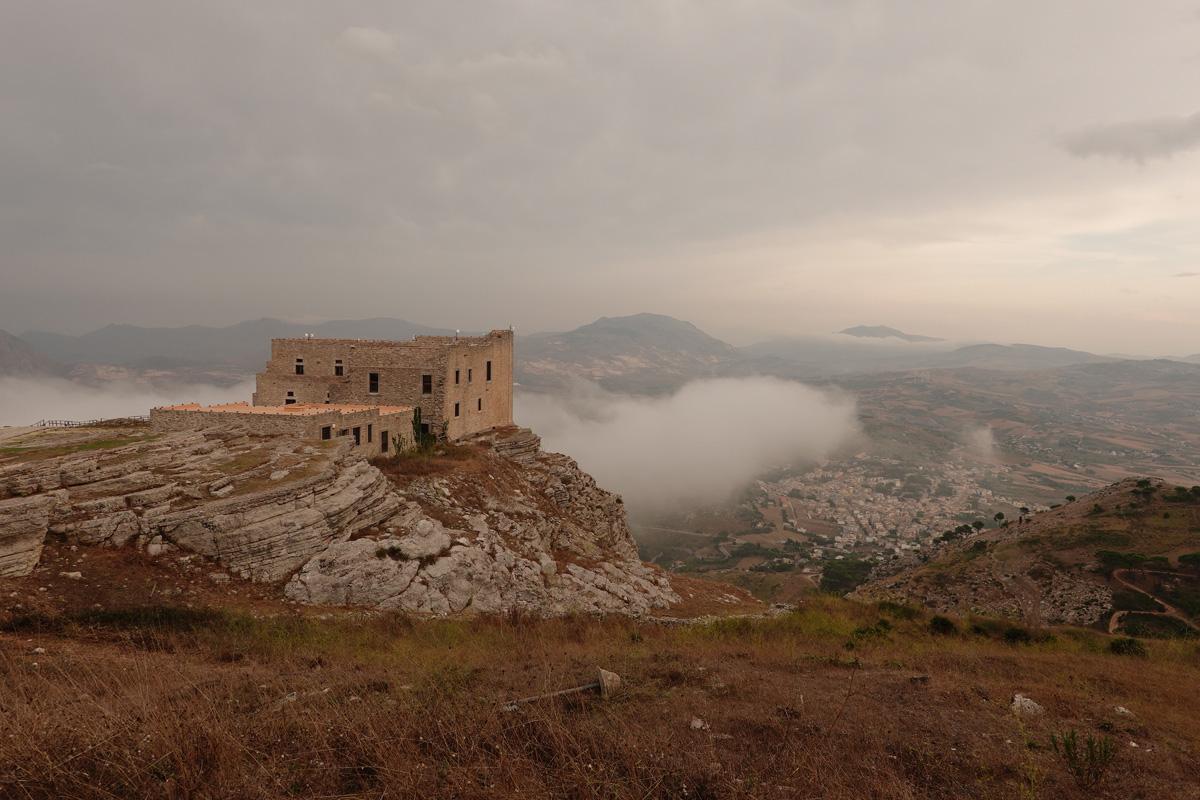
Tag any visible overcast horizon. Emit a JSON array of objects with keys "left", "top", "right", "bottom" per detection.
[{"left": 4, "top": 2, "right": 1200, "bottom": 356}]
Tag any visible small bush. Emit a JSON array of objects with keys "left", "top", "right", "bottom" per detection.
[
  {"left": 929, "top": 615, "right": 957, "bottom": 635},
  {"left": 877, "top": 600, "right": 920, "bottom": 620},
  {"left": 1109, "top": 637, "right": 1149, "bottom": 658},
  {"left": 849, "top": 620, "right": 891, "bottom": 641},
  {"left": 1003, "top": 626, "right": 1033, "bottom": 645},
  {"left": 1050, "top": 729, "right": 1118, "bottom": 790},
  {"left": 376, "top": 545, "right": 407, "bottom": 561}
]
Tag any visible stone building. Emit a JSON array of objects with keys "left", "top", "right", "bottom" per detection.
[
  {"left": 251, "top": 329, "right": 513, "bottom": 442},
  {"left": 151, "top": 402, "right": 411, "bottom": 456}
]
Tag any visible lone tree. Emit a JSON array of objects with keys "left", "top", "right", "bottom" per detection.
[
  {"left": 1096, "top": 549, "right": 1127, "bottom": 578},
  {"left": 1180, "top": 552, "right": 1200, "bottom": 579},
  {"left": 993, "top": 512, "right": 1005, "bottom": 524},
  {"left": 971, "top": 520, "right": 985, "bottom": 532}
]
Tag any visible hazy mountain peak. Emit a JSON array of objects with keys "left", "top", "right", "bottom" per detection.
[
  {"left": 838, "top": 325, "right": 945, "bottom": 343},
  {"left": 516, "top": 313, "right": 741, "bottom": 393},
  {"left": 0, "top": 329, "right": 63, "bottom": 377}
]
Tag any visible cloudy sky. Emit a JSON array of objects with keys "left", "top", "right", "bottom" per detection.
[{"left": 3, "top": 1, "right": 1200, "bottom": 354}]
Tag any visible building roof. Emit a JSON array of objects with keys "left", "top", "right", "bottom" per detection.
[
  {"left": 271, "top": 331, "right": 508, "bottom": 346},
  {"left": 156, "top": 402, "right": 413, "bottom": 417}
]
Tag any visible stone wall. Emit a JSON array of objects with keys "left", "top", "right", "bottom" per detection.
[
  {"left": 150, "top": 405, "right": 410, "bottom": 457},
  {"left": 252, "top": 331, "right": 513, "bottom": 441}
]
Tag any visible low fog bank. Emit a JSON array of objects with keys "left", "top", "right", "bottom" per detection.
[
  {"left": 0, "top": 377, "right": 255, "bottom": 428},
  {"left": 516, "top": 377, "right": 858, "bottom": 519}
]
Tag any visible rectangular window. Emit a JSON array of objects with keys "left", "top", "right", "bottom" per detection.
[
  {"left": 422, "top": 374, "right": 432, "bottom": 394},
  {"left": 477, "top": 398, "right": 482, "bottom": 412},
  {"left": 321, "top": 426, "right": 332, "bottom": 441},
  {"left": 339, "top": 429, "right": 348, "bottom": 437},
  {"left": 353, "top": 427, "right": 361, "bottom": 446},
  {"left": 295, "top": 359, "right": 304, "bottom": 376},
  {"left": 455, "top": 369, "right": 460, "bottom": 385},
  {"left": 369, "top": 372, "right": 379, "bottom": 393},
  {"left": 467, "top": 368, "right": 473, "bottom": 384},
  {"left": 454, "top": 402, "right": 460, "bottom": 418},
  {"left": 486, "top": 360, "right": 492, "bottom": 382},
  {"left": 381, "top": 431, "right": 389, "bottom": 452},
  {"left": 285, "top": 391, "right": 296, "bottom": 406},
  {"left": 367, "top": 424, "right": 373, "bottom": 443},
  {"left": 334, "top": 359, "right": 343, "bottom": 377}
]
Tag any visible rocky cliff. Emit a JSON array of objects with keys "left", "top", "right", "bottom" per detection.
[
  {"left": 285, "top": 430, "right": 678, "bottom": 614},
  {"left": 0, "top": 423, "right": 678, "bottom": 615}
]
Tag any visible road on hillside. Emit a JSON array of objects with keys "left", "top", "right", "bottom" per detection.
[{"left": 1107, "top": 569, "right": 1199, "bottom": 634}]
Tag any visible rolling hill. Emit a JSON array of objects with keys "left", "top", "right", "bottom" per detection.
[
  {"left": 852, "top": 477, "right": 1200, "bottom": 633},
  {"left": 516, "top": 313, "right": 744, "bottom": 393}
]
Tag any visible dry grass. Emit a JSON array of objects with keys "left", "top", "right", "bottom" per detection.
[
  {"left": 369, "top": 442, "right": 489, "bottom": 479},
  {"left": 1, "top": 596, "right": 1197, "bottom": 799}
]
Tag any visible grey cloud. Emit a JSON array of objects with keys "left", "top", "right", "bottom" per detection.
[
  {"left": 2, "top": 1, "right": 1200, "bottom": 351},
  {"left": 1061, "top": 112, "right": 1200, "bottom": 163},
  {"left": 1174, "top": 271, "right": 1200, "bottom": 277}
]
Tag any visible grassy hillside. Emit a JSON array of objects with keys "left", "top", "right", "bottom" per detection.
[
  {"left": 2, "top": 593, "right": 1198, "bottom": 798},
  {"left": 855, "top": 478, "right": 1200, "bottom": 631}
]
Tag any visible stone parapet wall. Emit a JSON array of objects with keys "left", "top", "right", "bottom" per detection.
[{"left": 151, "top": 405, "right": 411, "bottom": 457}]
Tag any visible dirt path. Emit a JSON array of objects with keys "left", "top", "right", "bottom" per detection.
[
  {"left": 630, "top": 524, "right": 717, "bottom": 538},
  {"left": 1109, "top": 569, "right": 1199, "bottom": 633}
]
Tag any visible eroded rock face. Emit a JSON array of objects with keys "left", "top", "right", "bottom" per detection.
[
  {"left": 0, "top": 495, "right": 54, "bottom": 577},
  {"left": 0, "top": 425, "right": 678, "bottom": 616},
  {"left": 285, "top": 429, "right": 679, "bottom": 615},
  {"left": 0, "top": 428, "right": 401, "bottom": 582}
]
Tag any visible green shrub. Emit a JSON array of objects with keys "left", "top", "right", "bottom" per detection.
[
  {"left": 877, "top": 600, "right": 920, "bottom": 620},
  {"left": 1109, "top": 637, "right": 1149, "bottom": 657},
  {"left": 376, "top": 545, "right": 407, "bottom": 561},
  {"left": 929, "top": 615, "right": 957, "bottom": 635},
  {"left": 1003, "top": 626, "right": 1033, "bottom": 645}
]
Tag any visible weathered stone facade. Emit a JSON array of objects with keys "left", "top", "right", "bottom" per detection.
[
  {"left": 151, "top": 403, "right": 411, "bottom": 457},
  {"left": 251, "top": 330, "right": 514, "bottom": 441}
]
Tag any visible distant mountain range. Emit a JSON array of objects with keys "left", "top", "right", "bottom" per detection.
[
  {"left": 20, "top": 318, "right": 456, "bottom": 370},
  {"left": 837, "top": 325, "right": 944, "bottom": 343},
  {"left": 8, "top": 313, "right": 1196, "bottom": 392}
]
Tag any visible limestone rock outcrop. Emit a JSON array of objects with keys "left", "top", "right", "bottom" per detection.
[
  {"left": 0, "top": 424, "right": 678, "bottom": 616},
  {"left": 0, "top": 495, "right": 54, "bottom": 577},
  {"left": 285, "top": 429, "right": 678, "bottom": 615}
]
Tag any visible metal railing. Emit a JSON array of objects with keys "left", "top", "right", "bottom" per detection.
[{"left": 31, "top": 415, "right": 150, "bottom": 428}]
